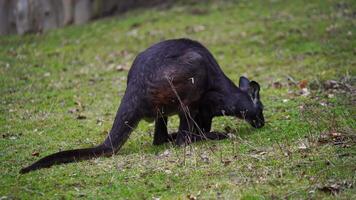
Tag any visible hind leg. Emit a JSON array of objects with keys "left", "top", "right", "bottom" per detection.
[
  {"left": 153, "top": 116, "right": 175, "bottom": 145},
  {"left": 175, "top": 113, "right": 193, "bottom": 146}
]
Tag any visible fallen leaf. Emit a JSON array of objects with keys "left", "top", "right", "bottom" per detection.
[
  {"left": 32, "top": 151, "right": 40, "bottom": 157},
  {"left": 227, "top": 133, "right": 236, "bottom": 138},
  {"left": 97, "top": 118, "right": 104, "bottom": 126},
  {"left": 9, "top": 136, "right": 17, "bottom": 140},
  {"left": 298, "top": 80, "right": 308, "bottom": 89},
  {"left": 299, "top": 88, "right": 310, "bottom": 96},
  {"left": 186, "top": 25, "right": 206, "bottom": 33},
  {"left": 317, "top": 181, "right": 352, "bottom": 195},
  {"left": 320, "top": 102, "right": 327, "bottom": 106},
  {"left": 77, "top": 114, "right": 87, "bottom": 120},
  {"left": 68, "top": 108, "right": 79, "bottom": 113},
  {"left": 298, "top": 143, "right": 308, "bottom": 150},
  {"left": 287, "top": 75, "right": 298, "bottom": 86},
  {"left": 200, "top": 152, "right": 209, "bottom": 163},
  {"left": 299, "top": 105, "right": 305, "bottom": 111},
  {"left": 271, "top": 81, "right": 283, "bottom": 89},
  {"left": 317, "top": 131, "right": 355, "bottom": 147},
  {"left": 326, "top": 24, "right": 338, "bottom": 33},
  {"left": 323, "top": 80, "right": 339, "bottom": 90},
  {"left": 330, "top": 132, "right": 342, "bottom": 137},
  {"left": 126, "top": 29, "right": 138, "bottom": 37},
  {"left": 115, "top": 64, "right": 130, "bottom": 71},
  {"left": 75, "top": 100, "right": 84, "bottom": 109},
  {"left": 187, "top": 194, "right": 197, "bottom": 200},
  {"left": 222, "top": 159, "right": 232, "bottom": 166},
  {"left": 160, "top": 149, "right": 171, "bottom": 157}
]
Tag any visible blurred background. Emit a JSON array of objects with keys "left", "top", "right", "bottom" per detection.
[{"left": 0, "top": 0, "right": 190, "bottom": 35}]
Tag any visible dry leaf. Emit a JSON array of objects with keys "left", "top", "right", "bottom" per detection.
[
  {"left": 298, "top": 79, "right": 308, "bottom": 89},
  {"left": 317, "top": 181, "right": 352, "bottom": 195},
  {"left": 97, "top": 118, "right": 104, "bottom": 126},
  {"left": 9, "top": 136, "right": 17, "bottom": 140},
  {"left": 160, "top": 149, "right": 171, "bottom": 157},
  {"left": 77, "top": 114, "right": 87, "bottom": 120},
  {"left": 200, "top": 152, "right": 209, "bottom": 163},
  {"left": 32, "top": 152, "right": 40, "bottom": 157},
  {"left": 115, "top": 64, "right": 130, "bottom": 71},
  {"left": 126, "top": 29, "right": 138, "bottom": 37},
  {"left": 272, "top": 81, "right": 283, "bottom": 89},
  {"left": 222, "top": 159, "right": 232, "bottom": 166},
  {"left": 300, "top": 88, "right": 310, "bottom": 96},
  {"left": 186, "top": 25, "right": 206, "bottom": 33},
  {"left": 298, "top": 143, "right": 308, "bottom": 150},
  {"left": 330, "top": 132, "right": 342, "bottom": 137},
  {"left": 68, "top": 108, "right": 79, "bottom": 113},
  {"left": 75, "top": 100, "right": 84, "bottom": 109},
  {"left": 187, "top": 194, "right": 197, "bottom": 200},
  {"left": 320, "top": 102, "right": 327, "bottom": 106},
  {"left": 323, "top": 80, "right": 339, "bottom": 90}
]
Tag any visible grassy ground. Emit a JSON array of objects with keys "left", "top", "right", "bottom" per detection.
[{"left": 1, "top": 0, "right": 355, "bottom": 199}]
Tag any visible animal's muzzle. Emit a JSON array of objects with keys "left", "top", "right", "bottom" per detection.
[{"left": 251, "top": 120, "right": 264, "bottom": 128}]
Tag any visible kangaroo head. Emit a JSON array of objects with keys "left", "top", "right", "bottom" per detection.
[{"left": 237, "top": 76, "right": 265, "bottom": 128}]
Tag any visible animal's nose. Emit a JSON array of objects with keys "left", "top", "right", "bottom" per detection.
[{"left": 258, "top": 121, "right": 265, "bottom": 128}]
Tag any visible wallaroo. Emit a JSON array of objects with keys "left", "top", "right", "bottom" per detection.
[{"left": 20, "top": 38, "right": 265, "bottom": 174}]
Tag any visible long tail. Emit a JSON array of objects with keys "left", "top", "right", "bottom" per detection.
[
  {"left": 20, "top": 91, "right": 140, "bottom": 174},
  {"left": 19, "top": 144, "right": 114, "bottom": 174}
]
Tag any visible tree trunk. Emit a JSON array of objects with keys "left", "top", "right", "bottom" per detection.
[
  {"left": 15, "top": 0, "right": 33, "bottom": 35},
  {"left": 74, "top": 0, "right": 91, "bottom": 25},
  {"left": 0, "top": 0, "right": 16, "bottom": 35},
  {"left": 0, "top": 0, "right": 172, "bottom": 35},
  {"left": 37, "top": 0, "right": 64, "bottom": 32},
  {"left": 62, "top": 0, "right": 74, "bottom": 25}
]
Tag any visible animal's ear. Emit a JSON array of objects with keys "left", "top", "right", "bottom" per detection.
[
  {"left": 239, "top": 76, "right": 250, "bottom": 91},
  {"left": 249, "top": 81, "right": 260, "bottom": 101}
]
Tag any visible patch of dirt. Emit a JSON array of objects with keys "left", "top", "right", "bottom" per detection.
[
  {"left": 317, "top": 180, "right": 353, "bottom": 195},
  {"left": 317, "top": 130, "right": 356, "bottom": 148}
]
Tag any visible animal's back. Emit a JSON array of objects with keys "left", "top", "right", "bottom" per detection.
[
  {"left": 128, "top": 38, "right": 221, "bottom": 82},
  {"left": 126, "top": 39, "right": 221, "bottom": 115}
]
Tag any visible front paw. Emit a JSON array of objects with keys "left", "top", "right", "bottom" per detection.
[{"left": 204, "top": 132, "right": 229, "bottom": 140}]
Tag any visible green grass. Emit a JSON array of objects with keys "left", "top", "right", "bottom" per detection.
[{"left": 1, "top": 0, "right": 355, "bottom": 199}]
